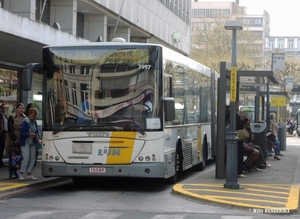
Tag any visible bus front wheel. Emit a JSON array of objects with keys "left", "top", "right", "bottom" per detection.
[{"left": 166, "top": 146, "right": 182, "bottom": 184}]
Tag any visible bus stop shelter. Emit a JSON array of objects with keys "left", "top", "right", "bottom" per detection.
[{"left": 215, "top": 62, "right": 281, "bottom": 179}]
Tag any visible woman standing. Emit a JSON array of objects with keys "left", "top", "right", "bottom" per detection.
[
  {"left": 19, "top": 108, "right": 40, "bottom": 180},
  {"left": 5, "top": 103, "right": 26, "bottom": 179},
  {"left": 270, "top": 113, "right": 283, "bottom": 160}
]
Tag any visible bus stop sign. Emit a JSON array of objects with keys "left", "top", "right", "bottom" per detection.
[{"left": 230, "top": 66, "right": 237, "bottom": 102}]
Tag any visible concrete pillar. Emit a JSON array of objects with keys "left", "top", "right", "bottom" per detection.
[
  {"left": 22, "top": 90, "right": 33, "bottom": 108},
  {"left": 109, "top": 27, "right": 130, "bottom": 42},
  {"left": 84, "top": 15, "right": 107, "bottom": 42},
  {"left": 50, "top": 0, "right": 77, "bottom": 35},
  {"left": 4, "top": 0, "right": 36, "bottom": 20}
]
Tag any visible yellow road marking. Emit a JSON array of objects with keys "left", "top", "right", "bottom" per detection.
[
  {"left": 286, "top": 184, "right": 299, "bottom": 209},
  {"left": 242, "top": 184, "right": 291, "bottom": 190},
  {"left": 0, "top": 182, "right": 28, "bottom": 191},
  {"left": 245, "top": 188, "right": 289, "bottom": 195},
  {"left": 208, "top": 195, "right": 286, "bottom": 205},
  {"left": 173, "top": 183, "right": 299, "bottom": 210},
  {"left": 188, "top": 183, "right": 290, "bottom": 190},
  {"left": 186, "top": 188, "right": 288, "bottom": 199}
]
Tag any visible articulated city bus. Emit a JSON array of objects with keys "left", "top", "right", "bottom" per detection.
[{"left": 23, "top": 39, "right": 218, "bottom": 183}]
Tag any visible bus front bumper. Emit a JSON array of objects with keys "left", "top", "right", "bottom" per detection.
[{"left": 41, "top": 161, "right": 166, "bottom": 178}]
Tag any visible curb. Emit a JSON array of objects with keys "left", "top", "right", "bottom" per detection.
[{"left": 0, "top": 177, "right": 72, "bottom": 200}]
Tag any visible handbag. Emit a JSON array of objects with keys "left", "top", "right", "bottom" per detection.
[
  {"left": 267, "top": 133, "right": 276, "bottom": 142},
  {"left": 35, "top": 139, "right": 42, "bottom": 150},
  {"left": 236, "top": 128, "right": 250, "bottom": 141}
]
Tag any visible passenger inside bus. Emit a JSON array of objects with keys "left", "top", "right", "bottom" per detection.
[{"left": 77, "top": 95, "right": 92, "bottom": 123}]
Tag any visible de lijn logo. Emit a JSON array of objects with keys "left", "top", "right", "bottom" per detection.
[{"left": 98, "top": 146, "right": 121, "bottom": 156}]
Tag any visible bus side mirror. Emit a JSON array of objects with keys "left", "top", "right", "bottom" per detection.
[
  {"left": 22, "top": 63, "right": 41, "bottom": 91},
  {"left": 164, "top": 97, "right": 175, "bottom": 121}
]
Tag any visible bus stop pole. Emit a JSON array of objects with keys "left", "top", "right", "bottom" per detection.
[{"left": 224, "top": 21, "right": 242, "bottom": 189}]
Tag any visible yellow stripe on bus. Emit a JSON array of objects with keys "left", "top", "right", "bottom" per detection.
[{"left": 106, "top": 132, "right": 137, "bottom": 164}]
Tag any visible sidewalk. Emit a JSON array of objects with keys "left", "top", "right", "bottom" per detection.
[
  {"left": 173, "top": 137, "right": 300, "bottom": 213},
  {"left": 0, "top": 156, "right": 71, "bottom": 199}
]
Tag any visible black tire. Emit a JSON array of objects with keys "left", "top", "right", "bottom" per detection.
[{"left": 166, "top": 146, "right": 182, "bottom": 184}]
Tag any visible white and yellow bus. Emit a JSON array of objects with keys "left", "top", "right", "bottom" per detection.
[{"left": 23, "top": 39, "right": 218, "bottom": 184}]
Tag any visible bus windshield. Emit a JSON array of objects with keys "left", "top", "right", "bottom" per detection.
[{"left": 43, "top": 45, "right": 162, "bottom": 133}]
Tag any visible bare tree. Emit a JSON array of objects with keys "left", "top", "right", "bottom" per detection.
[
  {"left": 191, "top": 17, "right": 263, "bottom": 73},
  {"left": 276, "top": 57, "right": 300, "bottom": 84}
]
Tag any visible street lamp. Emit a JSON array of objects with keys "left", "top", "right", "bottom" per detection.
[{"left": 224, "top": 20, "right": 243, "bottom": 189}]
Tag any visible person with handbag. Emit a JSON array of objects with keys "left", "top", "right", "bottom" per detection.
[
  {"left": 18, "top": 108, "right": 40, "bottom": 180},
  {"left": 270, "top": 113, "right": 283, "bottom": 160},
  {"left": 5, "top": 103, "right": 26, "bottom": 179}
]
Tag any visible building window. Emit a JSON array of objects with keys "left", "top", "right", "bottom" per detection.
[
  {"left": 268, "top": 41, "right": 274, "bottom": 50},
  {"left": 69, "top": 65, "right": 75, "bottom": 74},
  {"left": 210, "top": 22, "right": 216, "bottom": 30},
  {"left": 198, "top": 22, "right": 204, "bottom": 30},
  {"left": 278, "top": 39, "right": 284, "bottom": 49},
  {"left": 206, "top": 9, "right": 209, "bottom": 18},
  {"left": 218, "top": 9, "right": 222, "bottom": 17},
  {"left": 255, "top": 18, "right": 262, "bottom": 25},
  {"left": 243, "top": 18, "right": 262, "bottom": 26},
  {"left": 298, "top": 39, "right": 300, "bottom": 51},
  {"left": 288, "top": 41, "right": 294, "bottom": 51},
  {"left": 198, "top": 9, "right": 205, "bottom": 18},
  {"left": 64, "top": 80, "right": 70, "bottom": 102},
  {"left": 222, "top": 9, "right": 230, "bottom": 18},
  {"left": 210, "top": 9, "right": 217, "bottom": 18},
  {"left": 71, "top": 82, "right": 77, "bottom": 106},
  {"left": 81, "top": 66, "right": 91, "bottom": 75},
  {"left": 193, "top": 9, "right": 197, "bottom": 18}
]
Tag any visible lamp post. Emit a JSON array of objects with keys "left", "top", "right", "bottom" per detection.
[{"left": 224, "top": 20, "right": 243, "bottom": 189}]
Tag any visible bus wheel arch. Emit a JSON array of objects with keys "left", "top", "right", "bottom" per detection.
[{"left": 166, "top": 138, "right": 183, "bottom": 184}]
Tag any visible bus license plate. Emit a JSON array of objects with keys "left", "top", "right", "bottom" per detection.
[{"left": 89, "top": 167, "right": 106, "bottom": 173}]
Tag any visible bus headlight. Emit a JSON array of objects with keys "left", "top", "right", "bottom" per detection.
[{"left": 138, "top": 156, "right": 144, "bottom": 161}]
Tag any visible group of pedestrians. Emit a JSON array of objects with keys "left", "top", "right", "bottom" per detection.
[
  {"left": 226, "top": 102, "right": 283, "bottom": 178},
  {"left": 0, "top": 103, "right": 40, "bottom": 181}
]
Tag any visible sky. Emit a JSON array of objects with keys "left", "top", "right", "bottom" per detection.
[{"left": 203, "top": 0, "right": 298, "bottom": 36}]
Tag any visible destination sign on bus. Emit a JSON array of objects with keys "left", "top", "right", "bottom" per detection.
[{"left": 51, "top": 48, "right": 149, "bottom": 65}]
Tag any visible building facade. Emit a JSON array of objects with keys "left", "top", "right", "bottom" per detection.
[
  {"left": 0, "top": 0, "right": 191, "bottom": 116},
  {"left": 191, "top": 0, "right": 270, "bottom": 70}
]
